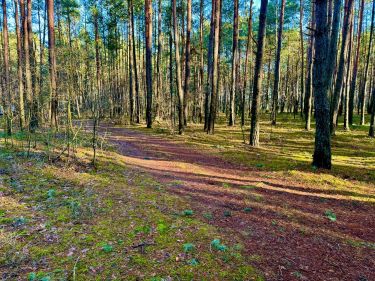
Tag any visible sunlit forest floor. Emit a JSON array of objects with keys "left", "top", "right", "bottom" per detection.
[{"left": 1, "top": 114, "right": 374, "bottom": 280}]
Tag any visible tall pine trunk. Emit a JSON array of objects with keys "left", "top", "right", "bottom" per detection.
[
  {"left": 348, "top": 0, "right": 364, "bottom": 125},
  {"left": 359, "top": 0, "right": 374, "bottom": 125},
  {"left": 145, "top": 0, "right": 153, "bottom": 128},
  {"left": 312, "top": 0, "right": 336, "bottom": 169},
  {"left": 304, "top": 1, "right": 315, "bottom": 131},
  {"left": 207, "top": 0, "right": 221, "bottom": 134},
  {"left": 249, "top": 0, "right": 268, "bottom": 146},
  {"left": 47, "top": 0, "right": 58, "bottom": 130},
  {"left": 14, "top": 0, "right": 25, "bottom": 130},
  {"left": 184, "top": 0, "right": 192, "bottom": 126},
  {"left": 241, "top": 0, "right": 253, "bottom": 126},
  {"left": 271, "top": 0, "right": 286, "bottom": 126},
  {"left": 2, "top": 0, "right": 12, "bottom": 135},
  {"left": 331, "top": 0, "right": 353, "bottom": 134},
  {"left": 172, "top": 0, "right": 184, "bottom": 134},
  {"left": 228, "top": 0, "right": 239, "bottom": 126}
]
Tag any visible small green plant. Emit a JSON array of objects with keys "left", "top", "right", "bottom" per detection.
[
  {"left": 324, "top": 210, "right": 337, "bottom": 222},
  {"left": 47, "top": 189, "right": 56, "bottom": 200},
  {"left": 223, "top": 210, "right": 232, "bottom": 217},
  {"left": 211, "top": 239, "right": 227, "bottom": 252},
  {"left": 157, "top": 222, "right": 168, "bottom": 234},
  {"left": 222, "top": 183, "right": 231, "bottom": 188},
  {"left": 101, "top": 243, "right": 113, "bottom": 253},
  {"left": 292, "top": 271, "right": 303, "bottom": 279},
  {"left": 188, "top": 258, "right": 199, "bottom": 266},
  {"left": 28, "top": 272, "right": 37, "bottom": 281},
  {"left": 134, "top": 225, "right": 152, "bottom": 234},
  {"left": 68, "top": 200, "right": 82, "bottom": 219},
  {"left": 13, "top": 216, "right": 27, "bottom": 227},
  {"left": 183, "top": 243, "right": 195, "bottom": 253},
  {"left": 243, "top": 207, "right": 252, "bottom": 213},
  {"left": 203, "top": 212, "right": 213, "bottom": 220},
  {"left": 182, "top": 209, "right": 194, "bottom": 216}
]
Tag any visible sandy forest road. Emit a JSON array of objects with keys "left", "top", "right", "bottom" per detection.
[{"left": 93, "top": 122, "right": 374, "bottom": 281}]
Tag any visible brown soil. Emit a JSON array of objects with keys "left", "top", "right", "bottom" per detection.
[{"left": 100, "top": 124, "right": 375, "bottom": 281}]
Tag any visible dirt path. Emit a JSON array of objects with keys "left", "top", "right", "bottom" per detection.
[{"left": 98, "top": 123, "right": 374, "bottom": 281}]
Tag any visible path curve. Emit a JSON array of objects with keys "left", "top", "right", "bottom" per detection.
[{"left": 96, "top": 122, "right": 374, "bottom": 281}]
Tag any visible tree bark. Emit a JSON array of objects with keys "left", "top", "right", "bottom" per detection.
[
  {"left": 172, "top": 0, "right": 184, "bottom": 134},
  {"left": 47, "top": 0, "right": 58, "bottom": 130},
  {"left": 2, "top": 0, "right": 12, "bottom": 135},
  {"left": 184, "top": 0, "right": 192, "bottom": 126},
  {"left": 359, "top": 0, "right": 374, "bottom": 125},
  {"left": 130, "top": 0, "right": 140, "bottom": 123},
  {"left": 241, "top": 0, "right": 253, "bottom": 126},
  {"left": 330, "top": 0, "right": 353, "bottom": 134},
  {"left": 369, "top": 87, "right": 375, "bottom": 137},
  {"left": 299, "top": 0, "right": 305, "bottom": 117},
  {"left": 128, "top": 4, "right": 135, "bottom": 123},
  {"left": 14, "top": 0, "right": 25, "bottom": 130},
  {"left": 312, "top": 0, "right": 333, "bottom": 169},
  {"left": 207, "top": 0, "right": 221, "bottom": 134},
  {"left": 145, "top": 0, "right": 153, "bottom": 128},
  {"left": 348, "top": 0, "right": 365, "bottom": 125},
  {"left": 228, "top": 0, "right": 239, "bottom": 126},
  {"left": 249, "top": 0, "right": 268, "bottom": 146},
  {"left": 271, "top": 0, "right": 286, "bottom": 126},
  {"left": 156, "top": 0, "right": 162, "bottom": 120},
  {"left": 204, "top": 0, "right": 215, "bottom": 131},
  {"left": 199, "top": 0, "right": 204, "bottom": 123}
]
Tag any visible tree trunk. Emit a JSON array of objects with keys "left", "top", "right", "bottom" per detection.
[
  {"left": 145, "top": 0, "right": 153, "bottom": 128},
  {"left": 369, "top": 87, "right": 375, "bottom": 137},
  {"left": 359, "top": 0, "right": 374, "bottom": 125},
  {"left": 184, "top": 0, "right": 192, "bottom": 127},
  {"left": 330, "top": 0, "right": 353, "bottom": 134},
  {"left": 156, "top": 0, "right": 162, "bottom": 120},
  {"left": 207, "top": 0, "right": 221, "bottom": 134},
  {"left": 271, "top": 0, "right": 286, "bottom": 126},
  {"left": 299, "top": 0, "right": 304, "bottom": 117},
  {"left": 20, "top": 0, "right": 33, "bottom": 129},
  {"left": 130, "top": 0, "right": 140, "bottom": 123},
  {"left": 2, "top": 0, "right": 12, "bottom": 135},
  {"left": 312, "top": 0, "right": 333, "bottom": 169},
  {"left": 249, "top": 0, "right": 268, "bottom": 146},
  {"left": 199, "top": 0, "right": 204, "bottom": 123},
  {"left": 325, "top": 0, "right": 342, "bottom": 94},
  {"left": 27, "top": 0, "right": 38, "bottom": 131},
  {"left": 228, "top": 0, "right": 239, "bottom": 126},
  {"left": 128, "top": 4, "right": 135, "bottom": 123},
  {"left": 241, "top": 0, "right": 253, "bottom": 126},
  {"left": 47, "top": 0, "right": 58, "bottom": 130},
  {"left": 304, "top": 1, "right": 315, "bottom": 131},
  {"left": 204, "top": 0, "right": 215, "bottom": 131},
  {"left": 348, "top": 0, "right": 365, "bottom": 125},
  {"left": 14, "top": 0, "right": 25, "bottom": 130},
  {"left": 169, "top": 15, "right": 174, "bottom": 125},
  {"left": 172, "top": 0, "right": 184, "bottom": 134}
]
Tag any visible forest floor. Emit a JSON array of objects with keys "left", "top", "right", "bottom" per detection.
[{"left": 1, "top": 114, "right": 374, "bottom": 280}]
